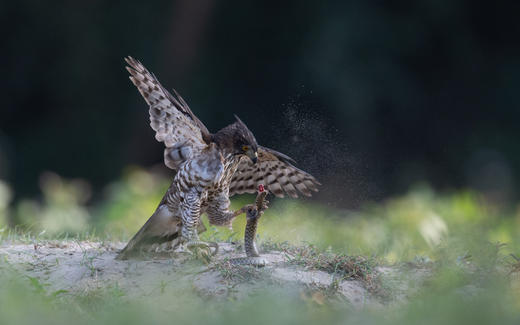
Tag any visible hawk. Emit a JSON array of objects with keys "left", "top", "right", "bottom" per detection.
[{"left": 117, "top": 57, "right": 320, "bottom": 260}]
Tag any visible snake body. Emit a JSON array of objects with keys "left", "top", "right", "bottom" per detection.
[{"left": 229, "top": 190, "right": 269, "bottom": 266}]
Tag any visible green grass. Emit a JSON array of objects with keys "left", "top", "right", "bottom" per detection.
[
  {"left": 262, "top": 240, "right": 377, "bottom": 280},
  {"left": 0, "top": 260, "right": 519, "bottom": 325}
]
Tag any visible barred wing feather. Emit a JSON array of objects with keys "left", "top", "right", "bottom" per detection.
[
  {"left": 125, "top": 56, "right": 210, "bottom": 170},
  {"left": 229, "top": 146, "right": 320, "bottom": 198}
]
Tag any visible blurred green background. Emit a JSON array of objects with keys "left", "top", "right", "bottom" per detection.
[
  {"left": 2, "top": 1, "right": 520, "bottom": 324},
  {"left": 1, "top": 0, "right": 519, "bottom": 261},
  {"left": 2, "top": 0, "right": 520, "bottom": 209}
]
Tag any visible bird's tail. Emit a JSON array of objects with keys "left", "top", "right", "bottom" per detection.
[
  {"left": 115, "top": 219, "right": 168, "bottom": 260},
  {"left": 116, "top": 215, "right": 206, "bottom": 260}
]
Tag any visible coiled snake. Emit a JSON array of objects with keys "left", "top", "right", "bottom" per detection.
[{"left": 229, "top": 185, "right": 269, "bottom": 266}]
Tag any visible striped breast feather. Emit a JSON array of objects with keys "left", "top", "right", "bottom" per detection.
[
  {"left": 228, "top": 146, "right": 320, "bottom": 198},
  {"left": 125, "top": 56, "right": 210, "bottom": 170}
]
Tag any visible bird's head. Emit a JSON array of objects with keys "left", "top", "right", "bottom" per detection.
[
  {"left": 213, "top": 115, "right": 259, "bottom": 163},
  {"left": 231, "top": 115, "right": 258, "bottom": 163}
]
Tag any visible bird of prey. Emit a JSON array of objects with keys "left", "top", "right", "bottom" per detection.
[{"left": 117, "top": 57, "right": 320, "bottom": 260}]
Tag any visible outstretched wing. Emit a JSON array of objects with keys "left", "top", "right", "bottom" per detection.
[
  {"left": 125, "top": 56, "right": 211, "bottom": 170},
  {"left": 229, "top": 146, "right": 320, "bottom": 198}
]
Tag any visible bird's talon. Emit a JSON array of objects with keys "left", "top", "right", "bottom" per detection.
[{"left": 185, "top": 241, "right": 219, "bottom": 263}]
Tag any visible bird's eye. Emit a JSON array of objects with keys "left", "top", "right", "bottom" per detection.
[{"left": 242, "top": 145, "right": 249, "bottom": 152}]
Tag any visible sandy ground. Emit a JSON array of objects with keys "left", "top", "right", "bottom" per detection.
[{"left": 0, "top": 241, "right": 426, "bottom": 308}]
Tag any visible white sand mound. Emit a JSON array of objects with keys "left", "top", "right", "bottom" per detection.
[{"left": 0, "top": 241, "right": 424, "bottom": 308}]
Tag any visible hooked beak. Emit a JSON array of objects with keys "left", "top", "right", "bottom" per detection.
[{"left": 247, "top": 149, "right": 258, "bottom": 164}]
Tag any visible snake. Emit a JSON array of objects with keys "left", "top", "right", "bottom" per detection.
[{"left": 228, "top": 189, "right": 269, "bottom": 266}]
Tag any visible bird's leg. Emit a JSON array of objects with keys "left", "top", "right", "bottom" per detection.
[
  {"left": 206, "top": 207, "right": 246, "bottom": 230},
  {"left": 180, "top": 191, "right": 217, "bottom": 263}
]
